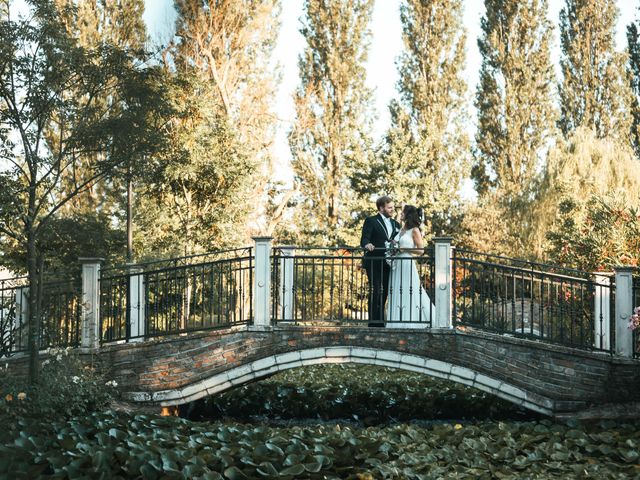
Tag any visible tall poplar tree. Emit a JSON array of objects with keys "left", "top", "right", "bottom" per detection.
[
  {"left": 474, "top": 0, "right": 556, "bottom": 199},
  {"left": 627, "top": 7, "right": 640, "bottom": 158},
  {"left": 377, "top": 0, "right": 469, "bottom": 232},
  {"left": 170, "top": 0, "right": 281, "bottom": 241},
  {"left": 132, "top": 1, "right": 281, "bottom": 257},
  {"left": 289, "top": 0, "right": 375, "bottom": 245},
  {"left": 471, "top": 0, "right": 557, "bottom": 256},
  {"left": 559, "top": 0, "right": 632, "bottom": 141}
]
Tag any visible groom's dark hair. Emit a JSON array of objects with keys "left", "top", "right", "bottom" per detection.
[{"left": 376, "top": 196, "right": 393, "bottom": 210}]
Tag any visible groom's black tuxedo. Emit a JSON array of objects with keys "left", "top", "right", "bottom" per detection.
[{"left": 360, "top": 214, "right": 400, "bottom": 327}]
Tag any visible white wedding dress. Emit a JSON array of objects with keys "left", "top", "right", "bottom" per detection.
[{"left": 386, "top": 229, "right": 435, "bottom": 328}]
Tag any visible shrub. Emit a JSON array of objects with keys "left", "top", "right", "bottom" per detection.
[
  {"left": 546, "top": 194, "right": 640, "bottom": 271},
  {"left": 0, "top": 348, "right": 118, "bottom": 423}
]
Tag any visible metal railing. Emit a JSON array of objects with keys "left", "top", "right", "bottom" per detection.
[
  {"left": 99, "top": 248, "right": 253, "bottom": 343},
  {"left": 270, "top": 246, "right": 435, "bottom": 326},
  {"left": 0, "top": 275, "right": 81, "bottom": 357},
  {"left": 39, "top": 277, "right": 82, "bottom": 351},
  {"left": 0, "top": 276, "right": 27, "bottom": 357},
  {"left": 452, "top": 249, "right": 616, "bottom": 353},
  {"left": 2, "top": 242, "right": 636, "bottom": 358},
  {"left": 633, "top": 274, "right": 640, "bottom": 359}
]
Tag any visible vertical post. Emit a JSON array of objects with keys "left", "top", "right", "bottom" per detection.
[
  {"left": 279, "top": 246, "right": 295, "bottom": 322},
  {"left": 434, "top": 237, "right": 453, "bottom": 329},
  {"left": 615, "top": 267, "right": 634, "bottom": 357},
  {"left": 252, "top": 237, "right": 272, "bottom": 327},
  {"left": 128, "top": 265, "right": 146, "bottom": 342},
  {"left": 592, "top": 273, "right": 611, "bottom": 351},
  {"left": 79, "top": 258, "right": 103, "bottom": 349},
  {"left": 14, "top": 286, "right": 29, "bottom": 351}
]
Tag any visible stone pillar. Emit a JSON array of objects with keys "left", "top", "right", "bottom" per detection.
[
  {"left": 13, "top": 286, "right": 29, "bottom": 351},
  {"left": 128, "top": 265, "right": 146, "bottom": 342},
  {"left": 79, "top": 258, "right": 103, "bottom": 349},
  {"left": 252, "top": 237, "right": 272, "bottom": 327},
  {"left": 592, "top": 273, "right": 611, "bottom": 351},
  {"left": 278, "top": 246, "right": 295, "bottom": 322},
  {"left": 434, "top": 237, "right": 453, "bottom": 329},
  {"left": 614, "top": 267, "right": 634, "bottom": 357}
]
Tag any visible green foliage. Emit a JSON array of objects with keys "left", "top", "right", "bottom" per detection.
[
  {"left": 2, "top": 212, "right": 126, "bottom": 276},
  {"left": 378, "top": 0, "right": 470, "bottom": 230},
  {"left": 546, "top": 194, "right": 640, "bottom": 271},
  {"left": 458, "top": 196, "right": 517, "bottom": 256},
  {"left": 470, "top": 0, "right": 557, "bottom": 258},
  {"left": 135, "top": 74, "right": 255, "bottom": 258},
  {"left": 627, "top": 15, "right": 640, "bottom": 158},
  {"left": 55, "top": 0, "right": 146, "bottom": 51},
  {"left": 52, "top": 0, "right": 149, "bottom": 264},
  {"left": 474, "top": 0, "right": 557, "bottom": 198},
  {"left": 0, "top": 348, "right": 117, "bottom": 422},
  {"left": 559, "top": 0, "right": 633, "bottom": 141},
  {"left": 531, "top": 128, "right": 640, "bottom": 262},
  {"left": 0, "top": 409, "right": 638, "bottom": 478},
  {"left": 171, "top": 0, "right": 281, "bottom": 240},
  {"left": 0, "top": 0, "right": 168, "bottom": 382},
  {"left": 289, "top": 0, "right": 376, "bottom": 245},
  {"left": 199, "top": 364, "right": 529, "bottom": 423}
]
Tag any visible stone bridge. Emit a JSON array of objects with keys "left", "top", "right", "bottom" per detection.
[
  {"left": 90, "top": 324, "right": 640, "bottom": 418},
  {"left": 4, "top": 238, "right": 640, "bottom": 418}
]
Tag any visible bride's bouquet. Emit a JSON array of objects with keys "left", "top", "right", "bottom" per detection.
[{"left": 384, "top": 239, "right": 399, "bottom": 269}]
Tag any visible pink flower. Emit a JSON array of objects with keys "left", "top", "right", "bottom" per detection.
[{"left": 629, "top": 307, "right": 640, "bottom": 330}]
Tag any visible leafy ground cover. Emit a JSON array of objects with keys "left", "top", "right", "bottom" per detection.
[
  {"left": 1, "top": 410, "right": 639, "bottom": 479},
  {"left": 186, "top": 364, "right": 537, "bottom": 423},
  {"left": 2, "top": 364, "right": 639, "bottom": 478}
]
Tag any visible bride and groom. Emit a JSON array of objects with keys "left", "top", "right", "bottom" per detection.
[{"left": 360, "top": 196, "right": 435, "bottom": 328}]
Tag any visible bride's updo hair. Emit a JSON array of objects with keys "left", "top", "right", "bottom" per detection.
[{"left": 403, "top": 205, "right": 422, "bottom": 230}]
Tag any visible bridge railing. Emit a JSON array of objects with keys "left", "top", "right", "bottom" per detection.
[
  {"left": 0, "top": 275, "right": 81, "bottom": 357},
  {"left": 39, "top": 277, "right": 83, "bottom": 351},
  {"left": 452, "top": 249, "right": 616, "bottom": 353},
  {"left": 99, "top": 248, "right": 253, "bottom": 343},
  {"left": 0, "top": 276, "right": 27, "bottom": 357},
  {"left": 270, "top": 246, "right": 435, "bottom": 326},
  {"left": 3, "top": 239, "right": 637, "bottom": 359},
  {"left": 633, "top": 274, "right": 640, "bottom": 359}
]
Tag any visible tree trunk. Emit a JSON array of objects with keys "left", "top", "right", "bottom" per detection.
[
  {"left": 127, "top": 163, "right": 133, "bottom": 263},
  {"left": 26, "top": 232, "right": 40, "bottom": 384}
]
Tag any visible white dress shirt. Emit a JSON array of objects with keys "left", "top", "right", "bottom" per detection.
[{"left": 382, "top": 215, "right": 392, "bottom": 238}]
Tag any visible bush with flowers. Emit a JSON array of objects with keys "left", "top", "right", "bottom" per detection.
[
  {"left": 0, "top": 347, "right": 119, "bottom": 423},
  {"left": 629, "top": 307, "right": 640, "bottom": 331}
]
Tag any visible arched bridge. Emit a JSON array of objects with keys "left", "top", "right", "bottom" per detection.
[
  {"left": 101, "top": 324, "right": 639, "bottom": 418},
  {"left": 3, "top": 238, "right": 640, "bottom": 417}
]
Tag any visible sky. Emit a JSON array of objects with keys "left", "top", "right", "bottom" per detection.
[{"left": 143, "top": 0, "right": 637, "bottom": 187}]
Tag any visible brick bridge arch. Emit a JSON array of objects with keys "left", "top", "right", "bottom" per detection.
[{"left": 99, "top": 326, "right": 640, "bottom": 418}]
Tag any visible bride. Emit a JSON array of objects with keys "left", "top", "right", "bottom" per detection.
[{"left": 386, "top": 205, "right": 435, "bottom": 328}]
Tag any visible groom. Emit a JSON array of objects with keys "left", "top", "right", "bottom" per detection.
[{"left": 360, "top": 196, "right": 400, "bottom": 327}]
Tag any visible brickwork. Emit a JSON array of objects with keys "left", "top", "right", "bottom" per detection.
[
  {"left": 93, "top": 325, "right": 640, "bottom": 416},
  {"left": 4, "top": 325, "right": 639, "bottom": 416}
]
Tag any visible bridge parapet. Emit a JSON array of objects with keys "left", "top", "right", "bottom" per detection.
[
  {"left": 1, "top": 241, "right": 639, "bottom": 360},
  {"left": 93, "top": 325, "right": 640, "bottom": 417}
]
